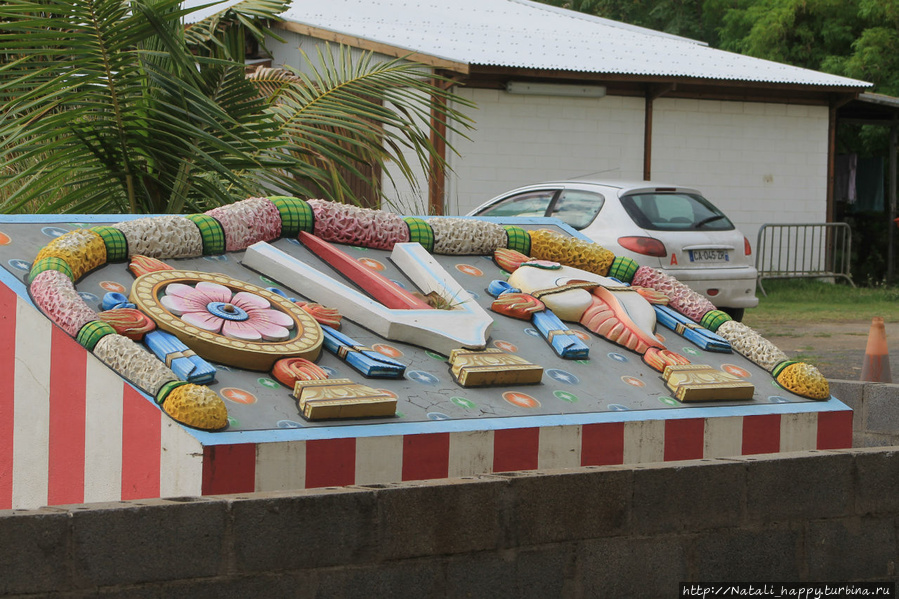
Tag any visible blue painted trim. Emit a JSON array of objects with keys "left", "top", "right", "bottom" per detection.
[
  {"left": 0, "top": 213, "right": 151, "bottom": 224},
  {"left": 189, "top": 396, "right": 851, "bottom": 446}
]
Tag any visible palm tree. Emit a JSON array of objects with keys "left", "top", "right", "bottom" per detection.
[{"left": 0, "top": 0, "right": 470, "bottom": 214}]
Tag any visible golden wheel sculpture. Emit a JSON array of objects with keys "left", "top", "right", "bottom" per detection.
[{"left": 130, "top": 269, "right": 323, "bottom": 371}]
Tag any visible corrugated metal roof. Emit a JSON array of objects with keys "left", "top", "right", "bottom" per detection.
[
  {"left": 181, "top": 0, "right": 869, "bottom": 88},
  {"left": 275, "top": 0, "right": 869, "bottom": 88},
  {"left": 182, "top": 0, "right": 246, "bottom": 23}
]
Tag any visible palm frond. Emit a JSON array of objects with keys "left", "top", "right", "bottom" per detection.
[
  {"left": 0, "top": 0, "right": 291, "bottom": 213},
  {"left": 184, "top": 0, "right": 290, "bottom": 59},
  {"left": 0, "top": 1, "right": 474, "bottom": 214},
  {"left": 249, "top": 45, "right": 474, "bottom": 205}
]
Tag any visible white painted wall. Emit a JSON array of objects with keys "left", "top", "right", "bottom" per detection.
[
  {"left": 651, "top": 99, "right": 829, "bottom": 247},
  {"left": 266, "top": 33, "right": 830, "bottom": 237},
  {"left": 444, "top": 88, "right": 646, "bottom": 216}
]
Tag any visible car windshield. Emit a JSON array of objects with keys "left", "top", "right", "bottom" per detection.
[
  {"left": 619, "top": 192, "right": 734, "bottom": 231},
  {"left": 477, "top": 190, "right": 556, "bottom": 218},
  {"left": 548, "top": 190, "right": 605, "bottom": 229},
  {"left": 477, "top": 189, "right": 605, "bottom": 230}
]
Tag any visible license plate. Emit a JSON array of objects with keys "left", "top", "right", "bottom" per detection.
[{"left": 689, "top": 249, "right": 729, "bottom": 262}]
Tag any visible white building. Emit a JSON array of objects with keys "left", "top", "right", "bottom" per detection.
[{"left": 264, "top": 0, "right": 871, "bottom": 245}]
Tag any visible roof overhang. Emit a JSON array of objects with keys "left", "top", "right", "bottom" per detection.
[
  {"left": 839, "top": 92, "right": 899, "bottom": 125},
  {"left": 273, "top": 21, "right": 868, "bottom": 105},
  {"left": 463, "top": 66, "right": 867, "bottom": 105}
]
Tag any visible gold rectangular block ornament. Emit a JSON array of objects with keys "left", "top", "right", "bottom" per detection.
[
  {"left": 448, "top": 348, "right": 543, "bottom": 387},
  {"left": 292, "top": 378, "right": 397, "bottom": 420},
  {"left": 663, "top": 364, "right": 755, "bottom": 402}
]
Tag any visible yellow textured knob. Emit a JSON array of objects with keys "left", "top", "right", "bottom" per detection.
[
  {"left": 163, "top": 384, "right": 229, "bottom": 430},
  {"left": 34, "top": 229, "right": 107, "bottom": 281},
  {"left": 776, "top": 362, "right": 830, "bottom": 400}
]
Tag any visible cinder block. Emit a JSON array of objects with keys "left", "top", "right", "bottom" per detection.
[
  {"left": 373, "top": 476, "right": 506, "bottom": 560},
  {"left": 764, "top": 103, "right": 789, "bottom": 117},
  {"left": 0, "top": 508, "right": 71, "bottom": 595},
  {"left": 445, "top": 545, "right": 576, "bottom": 599},
  {"left": 692, "top": 525, "right": 802, "bottom": 581},
  {"left": 857, "top": 432, "right": 899, "bottom": 448},
  {"left": 631, "top": 459, "right": 745, "bottom": 535},
  {"left": 578, "top": 535, "right": 689, "bottom": 597},
  {"left": 863, "top": 383, "right": 899, "bottom": 435},
  {"left": 70, "top": 497, "right": 229, "bottom": 588},
  {"left": 853, "top": 448, "right": 899, "bottom": 515},
  {"left": 742, "top": 451, "right": 853, "bottom": 523},
  {"left": 805, "top": 516, "right": 897, "bottom": 581},
  {"left": 315, "top": 558, "right": 447, "bottom": 598},
  {"left": 785, "top": 104, "right": 810, "bottom": 118},
  {"left": 97, "top": 570, "right": 321, "bottom": 599},
  {"left": 499, "top": 467, "right": 631, "bottom": 546},
  {"left": 743, "top": 102, "right": 766, "bottom": 116},
  {"left": 230, "top": 486, "right": 379, "bottom": 572},
  {"left": 513, "top": 545, "right": 577, "bottom": 598}
]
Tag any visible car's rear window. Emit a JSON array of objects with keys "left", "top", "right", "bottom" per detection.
[{"left": 619, "top": 192, "right": 734, "bottom": 231}]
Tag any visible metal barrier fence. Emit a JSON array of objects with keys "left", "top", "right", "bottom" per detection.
[{"left": 755, "top": 222, "right": 854, "bottom": 296}]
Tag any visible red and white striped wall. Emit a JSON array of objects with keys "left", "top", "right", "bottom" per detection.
[
  {"left": 0, "top": 281, "right": 853, "bottom": 509},
  {"left": 0, "top": 284, "right": 204, "bottom": 510},
  {"left": 202, "top": 408, "right": 853, "bottom": 495}
]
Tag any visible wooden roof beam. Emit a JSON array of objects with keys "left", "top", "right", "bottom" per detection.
[{"left": 274, "top": 21, "right": 471, "bottom": 75}]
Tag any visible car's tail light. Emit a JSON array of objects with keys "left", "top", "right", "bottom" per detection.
[
  {"left": 744, "top": 237, "right": 752, "bottom": 256},
  {"left": 707, "top": 289, "right": 719, "bottom": 296},
  {"left": 618, "top": 236, "right": 667, "bottom": 257}
]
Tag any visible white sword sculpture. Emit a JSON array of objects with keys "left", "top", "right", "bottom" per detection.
[{"left": 243, "top": 241, "right": 493, "bottom": 356}]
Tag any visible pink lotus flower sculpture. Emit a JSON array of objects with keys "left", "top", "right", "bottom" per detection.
[{"left": 161, "top": 281, "right": 294, "bottom": 341}]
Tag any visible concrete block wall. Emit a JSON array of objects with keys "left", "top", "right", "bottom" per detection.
[
  {"left": 652, "top": 99, "right": 829, "bottom": 246},
  {"left": 444, "top": 88, "right": 646, "bottom": 215},
  {"left": 831, "top": 379, "right": 899, "bottom": 447},
  {"left": 3, "top": 448, "right": 898, "bottom": 597}
]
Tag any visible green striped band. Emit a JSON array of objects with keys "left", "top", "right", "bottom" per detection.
[
  {"left": 771, "top": 360, "right": 797, "bottom": 379},
  {"left": 186, "top": 214, "right": 226, "bottom": 255},
  {"left": 607, "top": 256, "right": 639, "bottom": 283},
  {"left": 404, "top": 217, "right": 434, "bottom": 253},
  {"left": 29, "top": 256, "right": 74, "bottom": 284},
  {"left": 91, "top": 226, "right": 129, "bottom": 262},
  {"left": 503, "top": 225, "right": 531, "bottom": 256},
  {"left": 155, "top": 379, "right": 190, "bottom": 406},
  {"left": 76, "top": 320, "right": 117, "bottom": 351},
  {"left": 269, "top": 196, "right": 314, "bottom": 237},
  {"left": 699, "top": 309, "right": 732, "bottom": 333}
]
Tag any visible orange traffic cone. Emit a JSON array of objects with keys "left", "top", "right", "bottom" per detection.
[{"left": 861, "top": 316, "right": 892, "bottom": 383}]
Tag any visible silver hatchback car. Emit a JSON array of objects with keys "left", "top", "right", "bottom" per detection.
[{"left": 468, "top": 178, "right": 759, "bottom": 320}]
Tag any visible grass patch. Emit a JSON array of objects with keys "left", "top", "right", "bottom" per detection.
[
  {"left": 745, "top": 279, "right": 899, "bottom": 326},
  {"left": 793, "top": 353, "right": 822, "bottom": 363}
]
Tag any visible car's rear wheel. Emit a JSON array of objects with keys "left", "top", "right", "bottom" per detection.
[{"left": 720, "top": 307, "right": 744, "bottom": 322}]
